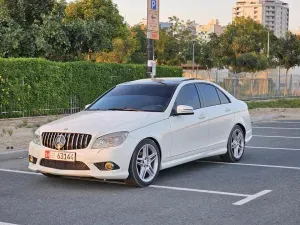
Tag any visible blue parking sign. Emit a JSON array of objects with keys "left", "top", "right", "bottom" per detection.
[{"left": 151, "top": 0, "right": 157, "bottom": 10}]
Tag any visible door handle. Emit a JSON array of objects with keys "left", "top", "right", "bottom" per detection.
[{"left": 225, "top": 108, "right": 231, "bottom": 112}]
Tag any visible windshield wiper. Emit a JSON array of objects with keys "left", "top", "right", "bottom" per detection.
[{"left": 106, "top": 108, "right": 141, "bottom": 112}]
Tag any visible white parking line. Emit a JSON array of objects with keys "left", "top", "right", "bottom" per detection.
[
  {"left": 253, "top": 135, "right": 300, "bottom": 139},
  {"left": 0, "top": 168, "right": 41, "bottom": 175},
  {"left": 150, "top": 185, "right": 271, "bottom": 206},
  {"left": 269, "top": 121, "right": 300, "bottom": 124},
  {"left": 0, "top": 150, "right": 28, "bottom": 155},
  {"left": 247, "top": 146, "right": 300, "bottom": 151},
  {"left": 0, "top": 168, "right": 271, "bottom": 206},
  {"left": 233, "top": 190, "right": 272, "bottom": 206},
  {"left": 150, "top": 185, "right": 248, "bottom": 197},
  {"left": 0, "top": 222, "right": 19, "bottom": 225},
  {"left": 198, "top": 161, "right": 300, "bottom": 170},
  {"left": 253, "top": 127, "right": 300, "bottom": 130}
]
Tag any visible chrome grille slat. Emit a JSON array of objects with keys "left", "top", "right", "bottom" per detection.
[
  {"left": 71, "top": 133, "right": 76, "bottom": 150},
  {"left": 46, "top": 133, "right": 50, "bottom": 148},
  {"left": 66, "top": 133, "right": 71, "bottom": 150},
  {"left": 84, "top": 135, "right": 88, "bottom": 148},
  {"left": 80, "top": 135, "right": 84, "bottom": 149},
  {"left": 41, "top": 132, "right": 92, "bottom": 150},
  {"left": 75, "top": 134, "right": 80, "bottom": 150},
  {"left": 49, "top": 133, "right": 54, "bottom": 149}
]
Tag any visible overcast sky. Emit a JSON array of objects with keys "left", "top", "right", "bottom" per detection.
[{"left": 112, "top": 0, "right": 299, "bottom": 30}]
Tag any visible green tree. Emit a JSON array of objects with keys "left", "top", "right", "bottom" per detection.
[
  {"left": 273, "top": 32, "right": 300, "bottom": 74},
  {"left": 64, "top": 0, "right": 125, "bottom": 37},
  {"left": 155, "top": 16, "right": 202, "bottom": 66},
  {"left": 0, "top": 0, "right": 57, "bottom": 26},
  {"left": 129, "top": 25, "right": 147, "bottom": 64},
  {"left": 64, "top": 19, "right": 113, "bottom": 58},
  {"left": 95, "top": 28, "right": 139, "bottom": 64},
  {"left": 37, "top": 14, "right": 70, "bottom": 60},
  {"left": 216, "top": 17, "right": 270, "bottom": 73},
  {"left": 0, "top": 18, "right": 24, "bottom": 57}
]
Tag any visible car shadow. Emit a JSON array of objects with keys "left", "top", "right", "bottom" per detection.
[{"left": 33, "top": 156, "right": 224, "bottom": 189}]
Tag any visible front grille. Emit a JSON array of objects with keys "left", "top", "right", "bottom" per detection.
[
  {"left": 40, "top": 159, "right": 90, "bottom": 170},
  {"left": 42, "top": 132, "right": 92, "bottom": 150}
]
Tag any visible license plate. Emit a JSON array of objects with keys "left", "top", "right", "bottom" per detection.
[{"left": 45, "top": 150, "right": 76, "bottom": 162}]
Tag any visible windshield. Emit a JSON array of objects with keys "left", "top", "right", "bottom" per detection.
[{"left": 88, "top": 84, "right": 177, "bottom": 112}]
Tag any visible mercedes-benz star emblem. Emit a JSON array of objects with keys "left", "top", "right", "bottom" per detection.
[{"left": 55, "top": 134, "right": 66, "bottom": 150}]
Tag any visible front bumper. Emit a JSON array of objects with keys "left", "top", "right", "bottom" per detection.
[{"left": 28, "top": 138, "right": 137, "bottom": 180}]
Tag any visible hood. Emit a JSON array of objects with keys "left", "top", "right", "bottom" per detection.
[{"left": 40, "top": 110, "right": 167, "bottom": 137}]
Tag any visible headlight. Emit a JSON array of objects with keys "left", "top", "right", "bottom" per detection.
[
  {"left": 92, "top": 132, "right": 129, "bottom": 149},
  {"left": 32, "top": 129, "right": 41, "bottom": 145}
]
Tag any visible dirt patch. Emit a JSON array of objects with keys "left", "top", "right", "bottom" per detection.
[
  {"left": 249, "top": 108, "right": 300, "bottom": 120},
  {"left": 0, "top": 115, "right": 64, "bottom": 152}
]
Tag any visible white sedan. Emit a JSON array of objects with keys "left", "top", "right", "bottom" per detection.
[{"left": 29, "top": 78, "right": 252, "bottom": 187}]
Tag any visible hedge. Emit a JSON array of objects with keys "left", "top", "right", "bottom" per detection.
[{"left": 0, "top": 58, "right": 182, "bottom": 118}]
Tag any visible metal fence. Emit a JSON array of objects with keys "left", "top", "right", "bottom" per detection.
[
  {"left": 184, "top": 70, "right": 300, "bottom": 100},
  {"left": 0, "top": 77, "right": 82, "bottom": 119}
]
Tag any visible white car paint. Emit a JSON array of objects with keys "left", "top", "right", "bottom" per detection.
[{"left": 28, "top": 78, "right": 252, "bottom": 181}]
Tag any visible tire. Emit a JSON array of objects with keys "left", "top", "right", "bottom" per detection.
[
  {"left": 126, "top": 139, "right": 161, "bottom": 187},
  {"left": 220, "top": 125, "right": 245, "bottom": 162}
]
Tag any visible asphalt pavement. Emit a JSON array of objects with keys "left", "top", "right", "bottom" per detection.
[{"left": 0, "top": 120, "right": 299, "bottom": 225}]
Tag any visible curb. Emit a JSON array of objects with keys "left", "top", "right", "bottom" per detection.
[{"left": 251, "top": 114, "right": 282, "bottom": 123}]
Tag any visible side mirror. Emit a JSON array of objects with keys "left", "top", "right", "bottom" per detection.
[
  {"left": 175, "top": 105, "right": 194, "bottom": 116},
  {"left": 85, "top": 104, "right": 91, "bottom": 110}
]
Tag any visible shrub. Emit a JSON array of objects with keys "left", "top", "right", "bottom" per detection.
[{"left": 0, "top": 58, "right": 182, "bottom": 118}]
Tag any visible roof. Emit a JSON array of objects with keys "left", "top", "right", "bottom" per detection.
[{"left": 121, "top": 78, "right": 195, "bottom": 86}]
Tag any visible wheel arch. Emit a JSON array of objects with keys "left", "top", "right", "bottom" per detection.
[{"left": 235, "top": 123, "right": 246, "bottom": 137}]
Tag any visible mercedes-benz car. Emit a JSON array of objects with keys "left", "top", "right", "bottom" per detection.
[{"left": 29, "top": 78, "right": 252, "bottom": 187}]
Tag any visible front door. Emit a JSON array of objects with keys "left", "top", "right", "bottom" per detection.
[
  {"left": 196, "top": 84, "right": 235, "bottom": 150},
  {"left": 170, "top": 84, "right": 211, "bottom": 157}
]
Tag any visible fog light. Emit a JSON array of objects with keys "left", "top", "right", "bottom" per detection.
[
  {"left": 29, "top": 155, "right": 37, "bottom": 164},
  {"left": 105, "top": 162, "right": 114, "bottom": 171}
]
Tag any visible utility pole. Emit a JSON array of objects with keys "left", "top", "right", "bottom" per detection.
[{"left": 146, "top": 0, "right": 160, "bottom": 78}]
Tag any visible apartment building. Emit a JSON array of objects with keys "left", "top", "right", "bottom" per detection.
[
  {"left": 232, "top": 0, "right": 289, "bottom": 38},
  {"left": 196, "top": 19, "right": 226, "bottom": 40}
]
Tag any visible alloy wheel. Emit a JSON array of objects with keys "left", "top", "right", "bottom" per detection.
[
  {"left": 231, "top": 129, "right": 245, "bottom": 159},
  {"left": 136, "top": 144, "right": 159, "bottom": 183}
]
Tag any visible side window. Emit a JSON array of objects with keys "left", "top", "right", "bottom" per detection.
[
  {"left": 175, "top": 84, "right": 201, "bottom": 110},
  {"left": 216, "top": 88, "right": 230, "bottom": 104},
  {"left": 196, "top": 84, "right": 220, "bottom": 107}
]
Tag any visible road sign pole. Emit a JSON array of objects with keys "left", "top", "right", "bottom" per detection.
[
  {"left": 146, "top": 0, "right": 159, "bottom": 78},
  {"left": 147, "top": 39, "right": 154, "bottom": 78}
]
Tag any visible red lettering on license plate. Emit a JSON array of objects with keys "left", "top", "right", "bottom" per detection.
[{"left": 45, "top": 150, "right": 50, "bottom": 159}]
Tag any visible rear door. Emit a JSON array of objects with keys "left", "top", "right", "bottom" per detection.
[
  {"left": 169, "top": 84, "right": 211, "bottom": 157},
  {"left": 196, "top": 83, "right": 234, "bottom": 150}
]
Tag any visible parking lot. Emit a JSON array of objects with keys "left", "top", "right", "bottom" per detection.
[{"left": 0, "top": 120, "right": 299, "bottom": 225}]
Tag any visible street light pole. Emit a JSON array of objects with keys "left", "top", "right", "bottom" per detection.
[
  {"left": 192, "top": 41, "right": 195, "bottom": 75},
  {"left": 267, "top": 31, "right": 270, "bottom": 59}
]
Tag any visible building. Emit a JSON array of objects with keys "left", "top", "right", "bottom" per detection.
[
  {"left": 139, "top": 18, "right": 147, "bottom": 27},
  {"left": 232, "top": 0, "right": 289, "bottom": 38},
  {"left": 291, "top": 27, "right": 300, "bottom": 36},
  {"left": 139, "top": 18, "right": 172, "bottom": 30},
  {"left": 160, "top": 22, "right": 172, "bottom": 30},
  {"left": 196, "top": 19, "right": 226, "bottom": 40}
]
